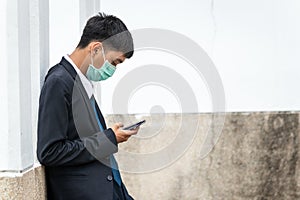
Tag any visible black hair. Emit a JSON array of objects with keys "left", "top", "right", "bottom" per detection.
[{"left": 77, "top": 12, "right": 134, "bottom": 58}]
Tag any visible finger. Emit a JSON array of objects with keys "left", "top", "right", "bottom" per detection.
[
  {"left": 121, "top": 134, "right": 130, "bottom": 142},
  {"left": 130, "top": 127, "right": 140, "bottom": 133},
  {"left": 123, "top": 129, "right": 138, "bottom": 136}
]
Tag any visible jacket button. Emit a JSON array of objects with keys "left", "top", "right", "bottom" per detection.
[{"left": 107, "top": 175, "right": 113, "bottom": 181}]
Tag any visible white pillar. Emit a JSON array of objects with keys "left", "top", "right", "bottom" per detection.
[
  {"left": 0, "top": 0, "right": 49, "bottom": 173},
  {"left": 79, "top": 0, "right": 101, "bottom": 31},
  {"left": 30, "top": 0, "right": 49, "bottom": 164},
  {"left": 0, "top": 0, "right": 33, "bottom": 172},
  {"left": 0, "top": 0, "right": 9, "bottom": 171},
  {"left": 38, "top": 0, "right": 50, "bottom": 85}
]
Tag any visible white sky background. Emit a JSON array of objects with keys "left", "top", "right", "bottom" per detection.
[{"left": 49, "top": 0, "right": 300, "bottom": 114}]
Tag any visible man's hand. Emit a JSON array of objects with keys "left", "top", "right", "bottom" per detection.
[{"left": 111, "top": 122, "right": 139, "bottom": 143}]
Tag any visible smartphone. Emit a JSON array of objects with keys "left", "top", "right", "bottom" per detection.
[{"left": 123, "top": 120, "right": 146, "bottom": 130}]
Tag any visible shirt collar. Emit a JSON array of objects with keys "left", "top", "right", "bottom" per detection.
[{"left": 64, "top": 55, "right": 94, "bottom": 99}]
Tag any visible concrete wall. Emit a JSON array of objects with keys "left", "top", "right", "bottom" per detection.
[
  {"left": 110, "top": 112, "right": 300, "bottom": 200},
  {"left": 1, "top": 112, "right": 299, "bottom": 199},
  {"left": 0, "top": 166, "right": 46, "bottom": 200}
]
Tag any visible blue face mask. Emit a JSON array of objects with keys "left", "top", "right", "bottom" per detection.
[{"left": 86, "top": 47, "right": 116, "bottom": 81}]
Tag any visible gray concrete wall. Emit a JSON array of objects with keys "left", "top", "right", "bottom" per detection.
[
  {"left": 0, "top": 166, "right": 46, "bottom": 200},
  {"left": 1, "top": 112, "right": 299, "bottom": 199},
  {"left": 109, "top": 112, "right": 300, "bottom": 200}
]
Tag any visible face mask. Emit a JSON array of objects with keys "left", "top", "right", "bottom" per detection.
[{"left": 86, "top": 47, "right": 116, "bottom": 81}]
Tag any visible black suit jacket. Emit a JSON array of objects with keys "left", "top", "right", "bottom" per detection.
[{"left": 37, "top": 57, "right": 133, "bottom": 200}]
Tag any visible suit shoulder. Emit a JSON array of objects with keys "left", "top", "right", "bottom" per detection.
[{"left": 43, "top": 64, "right": 75, "bottom": 90}]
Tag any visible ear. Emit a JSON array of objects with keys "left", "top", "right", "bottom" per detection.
[{"left": 89, "top": 42, "right": 102, "bottom": 54}]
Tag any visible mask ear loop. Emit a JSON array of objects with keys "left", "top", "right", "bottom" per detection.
[
  {"left": 101, "top": 46, "right": 106, "bottom": 61},
  {"left": 90, "top": 51, "right": 94, "bottom": 66}
]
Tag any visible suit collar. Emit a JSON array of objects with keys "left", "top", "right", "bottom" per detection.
[
  {"left": 60, "top": 57, "right": 77, "bottom": 80},
  {"left": 63, "top": 55, "right": 94, "bottom": 99}
]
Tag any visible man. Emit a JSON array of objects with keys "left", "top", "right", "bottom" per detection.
[{"left": 37, "top": 13, "right": 138, "bottom": 200}]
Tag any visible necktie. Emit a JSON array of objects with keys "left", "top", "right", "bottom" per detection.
[{"left": 90, "top": 96, "right": 122, "bottom": 186}]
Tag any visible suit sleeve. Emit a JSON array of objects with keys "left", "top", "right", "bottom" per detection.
[{"left": 37, "top": 76, "right": 118, "bottom": 167}]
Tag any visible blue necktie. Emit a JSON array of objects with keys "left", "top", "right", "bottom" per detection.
[{"left": 90, "top": 97, "right": 122, "bottom": 186}]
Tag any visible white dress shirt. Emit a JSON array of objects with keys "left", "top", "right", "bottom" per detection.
[{"left": 64, "top": 55, "right": 94, "bottom": 99}]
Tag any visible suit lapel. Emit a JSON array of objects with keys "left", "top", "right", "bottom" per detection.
[
  {"left": 75, "top": 76, "right": 101, "bottom": 131},
  {"left": 61, "top": 56, "right": 107, "bottom": 131}
]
